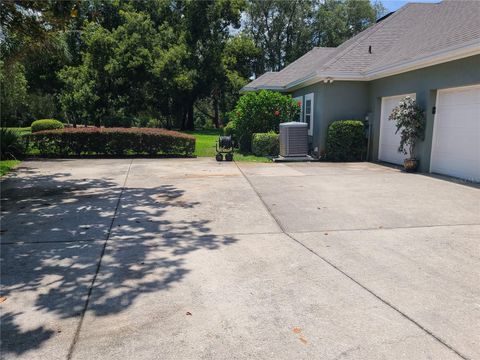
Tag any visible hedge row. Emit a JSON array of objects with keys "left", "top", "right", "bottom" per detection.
[{"left": 26, "top": 127, "right": 195, "bottom": 156}]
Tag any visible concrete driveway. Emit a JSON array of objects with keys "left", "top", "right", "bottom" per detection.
[{"left": 1, "top": 159, "right": 478, "bottom": 360}]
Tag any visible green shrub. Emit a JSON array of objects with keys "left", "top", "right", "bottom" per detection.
[
  {"left": 1, "top": 128, "right": 25, "bottom": 159},
  {"left": 31, "top": 119, "right": 64, "bottom": 133},
  {"left": 252, "top": 132, "right": 279, "bottom": 157},
  {"left": 326, "top": 120, "right": 366, "bottom": 161},
  {"left": 223, "top": 120, "right": 237, "bottom": 138},
  {"left": 27, "top": 128, "right": 195, "bottom": 157},
  {"left": 230, "top": 90, "right": 299, "bottom": 152}
]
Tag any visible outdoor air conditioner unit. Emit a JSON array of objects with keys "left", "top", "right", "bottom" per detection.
[{"left": 279, "top": 122, "right": 308, "bottom": 157}]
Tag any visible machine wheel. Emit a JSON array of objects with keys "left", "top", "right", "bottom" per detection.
[
  {"left": 215, "top": 153, "right": 223, "bottom": 162},
  {"left": 225, "top": 153, "right": 233, "bottom": 161}
]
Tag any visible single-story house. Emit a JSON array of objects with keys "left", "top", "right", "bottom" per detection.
[{"left": 242, "top": 1, "right": 480, "bottom": 182}]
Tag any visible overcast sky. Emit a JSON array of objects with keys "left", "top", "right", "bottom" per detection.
[{"left": 379, "top": 0, "right": 440, "bottom": 12}]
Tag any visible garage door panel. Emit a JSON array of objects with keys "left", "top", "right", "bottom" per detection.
[
  {"left": 436, "top": 105, "right": 479, "bottom": 127},
  {"left": 432, "top": 157, "right": 479, "bottom": 181},
  {"left": 431, "top": 84, "right": 480, "bottom": 182},
  {"left": 436, "top": 87, "right": 480, "bottom": 106},
  {"left": 434, "top": 129, "right": 477, "bottom": 153}
]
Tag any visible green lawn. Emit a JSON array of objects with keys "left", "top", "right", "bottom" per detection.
[
  {"left": 182, "top": 129, "right": 271, "bottom": 162},
  {"left": 0, "top": 160, "right": 20, "bottom": 176}
]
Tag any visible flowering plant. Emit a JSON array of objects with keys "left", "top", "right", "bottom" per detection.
[{"left": 388, "top": 96, "right": 425, "bottom": 158}]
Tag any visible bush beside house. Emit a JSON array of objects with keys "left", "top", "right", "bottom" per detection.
[
  {"left": 27, "top": 127, "right": 195, "bottom": 156},
  {"left": 229, "top": 90, "right": 299, "bottom": 152},
  {"left": 326, "top": 120, "right": 366, "bottom": 161},
  {"left": 31, "top": 119, "right": 64, "bottom": 133},
  {"left": 252, "top": 132, "right": 279, "bottom": 157}
]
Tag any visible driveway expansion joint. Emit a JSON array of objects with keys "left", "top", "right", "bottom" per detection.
[
  {"left": 66, "top": 159, "right": 134, "bottom": 360},
  {"left": 234, "top": 160, "right": 470, "bottom": 360},
  {"left": 288, "top": 222, "right": 480, "bottom": 234}
]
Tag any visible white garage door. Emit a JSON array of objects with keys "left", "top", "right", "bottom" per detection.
[
  {"left": 378, "top": 94, "right": 415, "bottom": 165},
  {"left": 430, "top": 84, "right": 480, "bottom": 182}
]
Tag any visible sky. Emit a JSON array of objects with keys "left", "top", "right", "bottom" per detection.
[{"left": 379, "top": 0, "right": 440, "bottom": 12}]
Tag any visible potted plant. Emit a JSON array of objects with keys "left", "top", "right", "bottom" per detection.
[{"left": 389, "top": 96, "right": 425, "bottom": 172}]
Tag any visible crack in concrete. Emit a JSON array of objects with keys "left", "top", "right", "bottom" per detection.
[{"left": 288, "top": 222, "right": 480, "bottom": 234}]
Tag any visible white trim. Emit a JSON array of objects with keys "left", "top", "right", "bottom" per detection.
[
  {"left": 304, "top": 93, "right": 314, "bottom": 136},
  {"left": 293, "top": 96, "right": 303, "bottom": 122},
  {"left": 429, "top": 89, "right": 441, "bottom": 174}
]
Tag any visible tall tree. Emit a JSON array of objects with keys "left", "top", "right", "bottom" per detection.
[
  {"left": 244, "top": 0, "right": 386, "bottom": 73},
  {"left": 244, "top": 0, "right": 314, "bottom": 73},
  {"left": 314, "top": 0, "right": 386, "bottom": 47}
]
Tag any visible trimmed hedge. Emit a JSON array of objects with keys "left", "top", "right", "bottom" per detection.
[
  {"left": 31, "top": 119, "right": 64, "bottom": 133},
  {"left": 26, "top": 127, "right": 195, "bottom": 156},
  {"left": 326, "top": 120, "right": 366, "bottom": 161},
  {"left": 252, "top": 132, "right": 279, "bottom": 157}
]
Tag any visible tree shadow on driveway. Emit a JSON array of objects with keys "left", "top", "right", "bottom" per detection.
[{"left": 0, "top": 166, "right": 237, "bottom": 356}]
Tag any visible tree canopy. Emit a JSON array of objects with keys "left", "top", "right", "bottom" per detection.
[{"left": 0, "top": 0, "right": 386, "bottom": 128}]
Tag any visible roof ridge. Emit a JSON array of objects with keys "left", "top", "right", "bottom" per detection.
[{"left": 318, "top": 2, "right": 419, "bottom": 73}]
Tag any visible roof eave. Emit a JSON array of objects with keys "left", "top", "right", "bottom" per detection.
[
  {"left": 240, "top": 85, "right": 287, "bottom": 93},
  {"left": 286, "top": 72, "right": 364, "bottom": 92},
  {"left": 364, "top": 39, "right": 480, "bottom": 80}
]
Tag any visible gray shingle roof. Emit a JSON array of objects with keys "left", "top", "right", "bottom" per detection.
[{"left": 243, "top": 0, "right": 480, "bottom": 91}]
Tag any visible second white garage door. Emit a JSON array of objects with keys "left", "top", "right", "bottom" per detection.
[
  {"left": 378, "top": 94, "right": 415, "bottom": 165},
  {"left": 430, "top": 84, "right": 480, "bottom": 182}
]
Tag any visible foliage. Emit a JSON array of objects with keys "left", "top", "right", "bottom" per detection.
[
  {"left": 26, "top": 93, "right": 60, "bottom": 121},
  {"left": 0, "top": 1, "right": 74, "bottom": 63},
  {"left": 0, "top": 128, "right": 25, "bottom": 159},
  {"left": 244, "top": 0, "right": 315, "bottom": 72},
  {"left": 252, "top": 132, "right": 279, "bottom": 157},
  {"left": 326, "top": 120, "right": 366, "bottom": 161},
  {"left": 223, "top": 120, "right": 238, "bottom": 138},
  {"left": 243, "top": 0, "right": 386, "bottom": 72},
  {"left": 1, "top": 0, "right": 385, "bottom": 129},
  {"left": 27, "top": 128, "right": 195, "bottom": 156},
  {"left": 314, "top": 0, "right": 386, "bottom": 47},
  {"left": 230, "top": 90, "right": 299, "bottom": 151},
  {"left": 388, "top": 96, "right": 425, "bottom": 158},
  {"left": 0, "top": 61, "right": 28, "bottom": 126},
  {"left": 31, "top": 119, "right": 64, "bottom": 133},
  {"left": 0, "top": 160, "right": 21, "bottom": 176}
]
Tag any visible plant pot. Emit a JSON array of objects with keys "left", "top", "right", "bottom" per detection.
[{"left": 404, "top": 158, "right": 419, "bottom": 173}]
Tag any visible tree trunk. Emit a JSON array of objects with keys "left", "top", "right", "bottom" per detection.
[
  {"left": 180, "top": 108, "right": 186, "bottom": 130},
  {"left": 184, "top": 102, "right": 194, "bottom": 131},
  {"left": 213, "top": 95, "right": 220, "bottom": 128}
]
